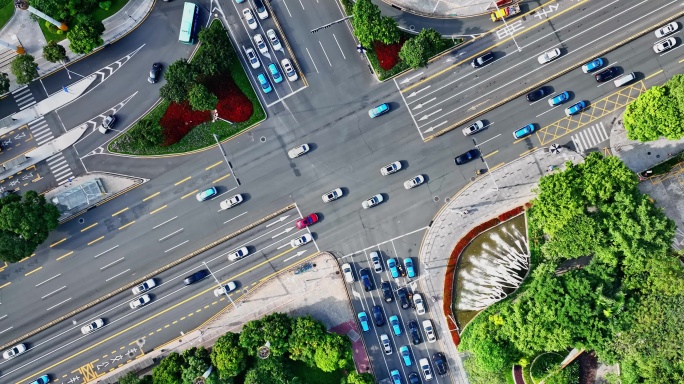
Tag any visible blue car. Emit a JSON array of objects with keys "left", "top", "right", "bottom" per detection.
[
  {"left": 565, "top": 101, "right": 587, "bottom": 116},
  {"left": 368, "top": 103, "right": 390, "bottom": 118},
  {"left": 513, "top": 124, "right": 535, "bottom": 139},
  {"left": 391, "top": 369, "right": 403, "bottom": 384},
  {"left": 582, "top": 58, "right": 604, "bottom": 73},
  {"left": 548, "top": 91, "right": 569, "bottom": 106},
  {"left": 400, "top": 345, "right": 412, "bottom": 367},
  {"left": 257, "top": 73, "right": 272, "bottom": 94},
  {"left": 390, "top": 315, "right": 402, "bottom": 336},
  {"left": 387, "top": 258, "right": 399, "bottom": 278},
  {"left": 29, "top": 375, "right": 50, "bottom": 384},
  {"left": 404, "top": 258, "right": 415, "bottom": 278},
  {"left": 268, "top": 63, "right": 283, "bottom": 84},
  {"left": 358, "top": 311, "right": 370, "bottom": 332},
  {"left": 196, "top": 187, "right": 217, "bottom": 201}
]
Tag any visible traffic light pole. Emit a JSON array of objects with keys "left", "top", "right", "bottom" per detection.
[{"left": 311, "top": 15, "right": 353, "bottom": 33}]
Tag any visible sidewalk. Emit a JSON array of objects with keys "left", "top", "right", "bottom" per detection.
[
  {"left": 92, "top": 253, "right": 367, "bottom": 384},
  {"left": 0, "top": 0, "right": 154, "bottom": 93},
  {"left": 377, "top": 0, "right": 497, "bottom": 18},
  {"left": 419, "top": 147, "right": 584, "bottom": 384}
]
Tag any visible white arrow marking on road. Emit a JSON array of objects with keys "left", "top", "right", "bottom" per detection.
[
  {"left": 272, "top": 226, "right": 295, "bottom": 239},
  {"left": 418, "top": 109, "right": 443, "bottom": 121},
  {"left": 423, "top": 121, "right": 448, "bottom": 133},
  {"left": 266, "top": 215, "right": 290, "bottom": 227},
  {"left": 284, "top": 250, "right": 308, "bottom": 262},
  {"left": 400, "top": 71, "right": 424, "bottom": 84},
  {"left": 446, "top": 57, "right": 454, "bottom": 62},
  {"left": 413, "top": 97, "right": 436, "bottom": 110},
  {"left": 408, "top": 85, "right": 431, "bottom": 98}
]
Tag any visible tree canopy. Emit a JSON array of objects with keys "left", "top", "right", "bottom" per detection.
[
  {"left": 195, "top": 26, "right": 232, "bottom": 76},
  {"left": 43, "top": 41, "right": 67, "bottom": 63},
  {"left": 11, "top": 54, "right": 38, "bottom": 85},
  {"left": 399, "top": 28, "right": 443, "bottom": 69},
  {"left": 159, "top": 59, "right": 198, "bottom": 103},
  {"left": 0, "top": 73, "right": 9, "bottom": 94},
  {"left": 211, "top": 332, "right": 247, "bottom": 378},
  {"left": 351, "top": 0, "right": 399, "bottom": 47},
  {"left": 188, "top": 83, "right": 218, "bottom": 111},
  {"left": 624, "top": 74, "right": 684, "bottom": 141},
  {"left": 30, "top": 0, "right": 99, "bottom": 22}
]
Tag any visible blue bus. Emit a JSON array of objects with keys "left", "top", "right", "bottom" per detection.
[{"left": 179, "top": 2, "right": 199, "bottom": 44}]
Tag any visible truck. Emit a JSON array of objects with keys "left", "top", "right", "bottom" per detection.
[{"left": 491, "top": 4, "right": 520, "bottom": 22}]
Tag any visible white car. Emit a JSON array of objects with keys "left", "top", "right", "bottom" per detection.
[
  {"left": 655, "top": 22, "right": 679, "bottom": 38},
  {"left": 245, "top": 47, "right": 260, "bottom": 69},
  {"left": 419, "top": 358, "right": 434, "bottom": 381},
  {"left": 220, "top": 194, "right": 244, "bottom": 210},
  {"left": 266, "top": 29, "right": 282, "bottom": 51},
  {"left": 414, "top": 293, "right": 426, "bottom": 315},
  {"left": 130, "top": 294, "right": 151, "bottom": 309},
  {"left": 422, "top": 319, "right": 437, "bottom": 343},
  {"left": 99, "top": 114, "right": 116, "bottom": 134},
  {"left": 243, "top": 9, "right": 257, "bottom": 30},
  {"left": 537, "top": 48, "right": 561, "bottom": 64},
  {"left": 288, "top": 144, "right": 310, "bottom": 159},
  {"left": 380, "top": 334, "right": 392, "bottom": 355},
  {"left": 228, "top": 246, "right": 249, "bottom": 261},
  {"left": 654, "top": 37, "right": 677, "bottom": 53},
  {"left": 253, "top": 34, "right": 268, "bottom": 54},
  {"left": 3, "top": 344, "right": 27, "bottom": 359},
  {"left": 381, "top": 161, "right": 402, "bottom": 176},
  {"left": 370, "top": 251, "right": 382, "bottom": 273},
  {"left": 132, "top": 278, "right": 156, "bottom": 295},
  {"left": 281, "top": 59, "right": 298, "bottom": 81},
  {"left": 81, "top": 318, "right": 105, "bottom": 335},
  {"left": 290, "top": 233, "right": 313, "bottom": 247},
  {"left": 213, "top": 281, "right": 237, "bottom": 297},
  {"left": 342, "top": 263, "right": 355, "bottom": 283},
  {"left": 362, "top": 194, "right": 383, "bottom": 209},
  {"left": 462, "top": 120, "right": 484, "bottom": 136},
  {"left": 322, "top": 188, "right": 343, "bottom": 203},
  {"left": 404, "top": 175, "right": 425, "bottom": 189}
]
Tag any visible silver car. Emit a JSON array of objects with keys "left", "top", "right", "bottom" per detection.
[
  {"left": 3, "top": 343, "right": 27, "bottom": 359},
  {"left": 322, "top": 188, "right": 343, "bottom": 203},
  {"left": 370, "top": 251, "right": 383, "bottom": 273},
  {"left": 537, "top": 48, "right": 561, "bottom": 64},
  {"left": 81, "top": 318, "right": 105, "bottom": 335},
  {"left": 281, "top": 59, "right": 298, "bottom": 81},
  {"left": 132, "top": 278, "right": 156, "bottom": 295},
  {"left": 245, "top": 47, "right": 260, "bottom": 69},
  {"left": 288, "top": 144, "right": 309, "bottom": 159},
  {"left": 213, "top": 281, "right": 237, "bottom": 297},
  {"left": 130, "top": 294, "right": 151, "bottom": 309},
  {"left": 462, "top": 120, "right": 484, "bottom": 136},
  {"left": 654, "top": 37, "right": 677, "bottom": 53},
  {"left": 266, "top": 29, "right": 282, "bottom": 51},
  {"left": 228, "top": 246, "right": 249, "bottom": 261},
  {"left": 655, "top": 22, "right": 679, "bottom": 38},
  {"left": 342, "top": 263, "right": 355, "bottom": 283},
  {"left": 404, "top": 175, "right": 425, "bottom": 189},
  {"left": 362, "top": 194, "right": 383, "bottom": 209}
]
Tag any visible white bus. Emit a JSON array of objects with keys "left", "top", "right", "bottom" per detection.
[{"left": 179, "top": 2, "right": 199, "bottom": 44}]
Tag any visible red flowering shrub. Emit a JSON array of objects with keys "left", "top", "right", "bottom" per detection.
[
  {"left": 206, "top": 75, "right": 254, "bottom": 123},
  {"left": 442, "top": 206, "right": 527, "bottom": 346},
  {"left": 372, "top": 38, "right": 406, "bottom": 71},
  {"left": 158, "top": 101, "right": 210, "bottom": 146}
]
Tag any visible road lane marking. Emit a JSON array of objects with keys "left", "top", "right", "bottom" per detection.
[
  {"left": 111, "top": 208, "right": 129, "bottom": 217},
  {"left": 25, "top": 267, "right": 42, "bottom": 276},
  {"left": 174, "top": 176, "right": 191, "bottom": 186},
  {"left": 205, "top": 161, "right": 223, "bottom": 170},
  {"left": 483, "top": 150, "right": 499, "bottom": 159},
  {"left": 164, "top": 240, "right": 189, "bottom": 253},
  {"left": 100, "top": 258, "right": 124, "bottom": 271},
  {"left": 0, "top": 327, "right": 13, "bottom": 335},
  {"left": 118, "top": 221, "right": 135, "bottom": 230},
  {"left": 142, "top": 192, "right": 160, "bottom": 201},
  {"left": 50, "top": 238, "right": 67, "bottom": 247},
  {"left": 645, "top": 69, "right": 663, "bottom": 80},
  {"left": 46, "top": 298, "right": 71, "bottom": 311},
  {"left": 94, "top": 246, "right": 119, "bottom": 259},
  {"left": 223, "top": 211, "right": 247, "bottom": 224},
  {"left": 105, "top": 269, "right": 130, "bottom": 282},
  {"left": 149, "top": 205, "right": 167, "bottom": 215},
  {"left": 153, "top": 216, "right": 178, "bottom": 229},
  {"left": 80, "top": 223, "right": 98, "bottom": 232},
  {"left": 333, "top": 34, "right": 346, "bottom": 59},
  {"left": 159, "top": 229, "right": 184, "bottom": 242},
  {"left": 41, "top": 286, "right": 66, "bottom": 299},
  {"left": 56, "top": 251, "right": 74, "bottom": 261},
  {"left": 87, "top": 236, "right": 104, "bottom": 246},
  {"left": 212, "top": 174, "right": 231, "bottom": 184},
  {"left": 36, "top": 274, "right": 60, "bottom": 287},
  {"left": 319, "top": 41, "right": 332, "bottom": 66},
  {"left": 181, "top": 190, "right": 198, "bottom": 200},
  {"left": 306, "top": 47, "right": 320, "bottom": 73}
]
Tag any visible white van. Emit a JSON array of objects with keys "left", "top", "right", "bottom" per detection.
[{"left": 614, "top": 72, "right": 636, "bottom": 87}]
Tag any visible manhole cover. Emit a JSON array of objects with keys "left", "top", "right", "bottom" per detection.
[
  {"left": 312, "top": 263, "right": 317, "bottom": 267},
  {"left": 409, "top": 25, "right": 415, "bottom": 31},
  {"left": 433, "top": 196, "right": 439, "bottom": 202},
  {"left": 470, "top": 177, "right": 476, "bottom": 181},
  {"left": 445, "top": 197, "right": 451, "bottom": 203},
  {"left": 260, "top": 136, "right": 266, "bottom": 142},
  {"left": 79, "top": 218, "right": 85, "bottom": 224}
]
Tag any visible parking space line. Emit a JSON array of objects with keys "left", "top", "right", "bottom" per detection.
[
  {"left": 306, "top": 48, "right": 319, "bottom": 73},
  {"left": 333, "top": 34, "right": 346, "bottom": 60}
]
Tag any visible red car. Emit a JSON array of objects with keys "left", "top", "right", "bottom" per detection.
[{"left": 296, "top": 213, "right": 318, "bottom": 229}]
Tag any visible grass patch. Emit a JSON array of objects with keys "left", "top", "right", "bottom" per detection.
[
  {"left": 92, "top": 0, "right": 129, "bottom": 23},
  {"left": 39, "top": 20, "right": 67, "bottom": 44},
  {"left": 287, "top": 360, "right": 345, "bottom": 384},
  {"left": 0, "top": 0, "right": 14, "bottom": 32},
  {"left": 109, "top": 21, "right": 265, "bottom": 156}
]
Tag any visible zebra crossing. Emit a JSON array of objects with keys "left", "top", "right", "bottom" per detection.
[
  {"left": 28, "top": 118, "right": 74, "bottom": 185},
  {"left": 12, "top": 86, "right": 36, "bottom": 110},
  {"left": 28, "top": 117, "right": 54, "bottom": 146},
  {"left": 571, "top": 122, "right": 609, "bottom": 153}
]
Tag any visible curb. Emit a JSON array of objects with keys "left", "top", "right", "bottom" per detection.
[
  {"left": 376, "top": 0, "right": 510, "bottom": 19},
  {"left": 0, "top": 204, "right": 296, "bottom": 352},
  {"left": 424, "top": 8, "right": 684, "bottom": 141}
]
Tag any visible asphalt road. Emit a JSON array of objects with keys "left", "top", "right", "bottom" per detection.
[{"left": 1, "top": 0, "right": 684, "bottom": 382}]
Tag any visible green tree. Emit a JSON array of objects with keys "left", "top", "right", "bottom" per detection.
[
  {"left": 42, "top": 41, "right": 67, "bottom": 63},
  {"left": 244, "top": 357, "right": 291, "bottom": 384},
  {"left": 239, "top": 318, "right": 265, "bottom": 355},
  {"left": 343, "top": 371, "right": 375, "bottom": 384},
  {"left": 10, "top": 54, "right": 38, "bottom": 85},
  {"left": 159, "top": 59, "right": 197, "bottom": 102},
  {"left": 152, "top": 352, "right": 184, "bottom": 384},
  {"left": 188, "top": 83, "right": 218, "bottom": 111},
  {"left": 0, "top": 73, "right": 9, "bottom": 94},
  {"left": 0, "top": 190, "right": 60, "bottom": 263},
  {"left": 624, "top": 84, "right": 683, "bottom": 141},
  {"left": 195, "top": 23, "right": 232, "bottom": 76},
  {"left": 211, "top": 332, "right": 247, "bottom": 378},
  {"left": 288, "top": 315, "right": 327, "bottom": 366},
  {"left": 351, "top": 0, "right": 399, "bottom": 46},
  {"left": 376, "top": 16, "right": 400, "bottom": 45},
  {"left": 399, "top": 37, "right": 428, "bottom": 68},
  {"left": 30, "top": 0, "right": 99, "bottom": 22},
  {"left": 128, "top": 119, "right": 163, "bottom": 148},
  {"left": 313, "top": 333, "right": 352, "bottom": 372},
  {"left": 260, "top": 312, "right": 292, "bottom": 356},
  {"left": 68, "top": 15, "right": 105, "bottom": 54}
]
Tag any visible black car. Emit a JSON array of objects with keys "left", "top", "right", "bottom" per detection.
[
  {"left": 397, "top": 287, "right": 410, "bottom": 309},
  {"left": 595, "top": 67, "right": 618, "bottom": 83},
  {"left": 433, "top": 352, "right": 448, "bottom": 375},
  {"left": 455, "top": 149, "right": 480, "bottom": 165},
  {"left": 148, "top": 63, "right": 162, "bottom": 84},
  {"left": 183, "top": 269, "right": 209, "bottom": 285},
  {"left": 381, "top": 281, "right": 393, "bottom": 302},
  {"left": 371, "top": 305, "right": 385, "bottom": 326},
  {"left": 471, "top": 51, "right": 494, "bottom": 68},
  {"left": 408, "top": 320, "right": 422, "bottom": 345},
  {"left": 526, "top": 87, "right": 546, "bottom": 102},
  {"left": 359, "top": 268, "right": 374, "bottom": 292},
  {"left": 408, "top": 372, "right": 421, "bottom": 384}
]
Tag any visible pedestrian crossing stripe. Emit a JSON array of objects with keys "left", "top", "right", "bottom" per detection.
[{"left": 571, "top": 122, "right": 609, "bottom": 153}]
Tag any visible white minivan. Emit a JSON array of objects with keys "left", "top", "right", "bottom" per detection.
[{"left": 614, "top": 72, "right": 636, "bottom": 87}]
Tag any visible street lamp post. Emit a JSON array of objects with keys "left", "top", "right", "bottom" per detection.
[
  {"left": 204, "top": 261, "right": 238, "bottom": 309},
  {"left": 472, "top": 135, "right": 500, "bottom": 191}
]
